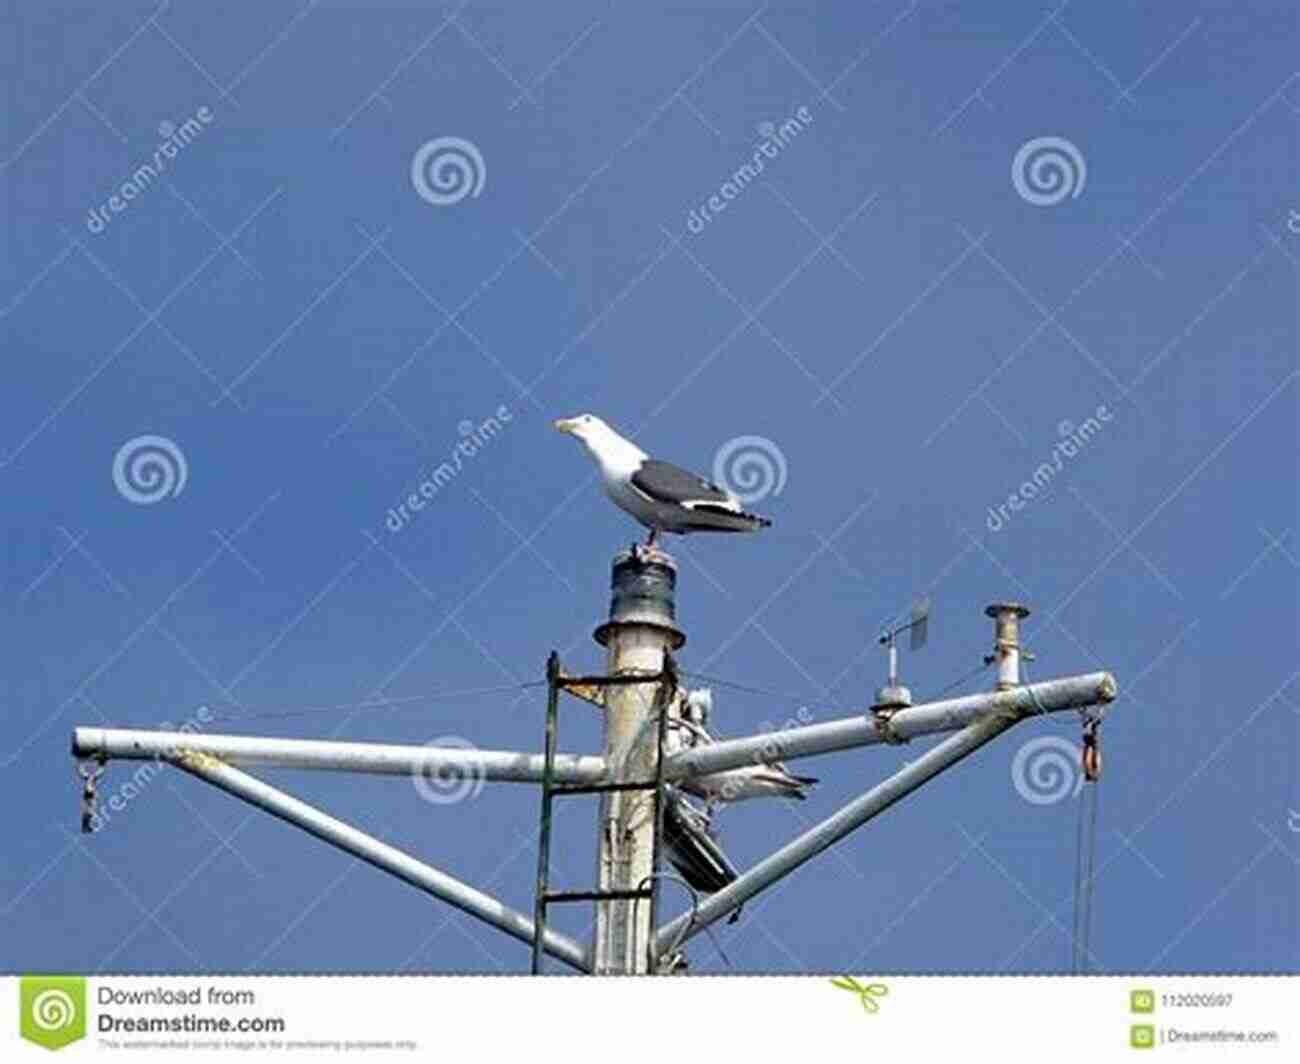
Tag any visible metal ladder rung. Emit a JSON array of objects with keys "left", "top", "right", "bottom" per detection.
[
  {"left": 542, "top": 888, "right": 654, "bottom": 904},
  {"left": 551, "top": 780, "right": 659, "bottom": 796}
]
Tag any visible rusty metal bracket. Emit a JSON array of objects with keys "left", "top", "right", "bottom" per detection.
[
  {"left": 871, "top": 708, "right": 910, "bottom": 746},
  {"left": 76, "top": 756, "right": 106, "bottom": 833}
]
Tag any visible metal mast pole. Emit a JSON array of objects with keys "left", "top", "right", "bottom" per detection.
[{"left": 590, "top": 547, "right": 684, "bottom": 974}]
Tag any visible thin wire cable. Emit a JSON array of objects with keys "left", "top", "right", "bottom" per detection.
[
  {"left": 120, "top": 681, "right": 547, "bottom": 729},
  {"left": 1071, "top": 780, "right": 1087, "bottom": 973},
  {"left": 683, "top": 657, "right": 995, "bottom": 713},
  {"left": 1021, "top": 657, "right": 1079, "bottom": 728},
  {"left": 677, "top": 670, "right": 834, "bottom": 709},
  {"left": 1079, "top": 778, "right": 1101, "bottom": 973},
  {"left": 929, "top": 658, "right": 993, "bottom": 699}
]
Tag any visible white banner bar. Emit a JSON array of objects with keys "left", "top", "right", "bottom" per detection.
[{"left": 5, "top": 975, "right": 1294, "bottom": 1061}]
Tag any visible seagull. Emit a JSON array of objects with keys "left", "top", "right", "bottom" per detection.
[
  {"left": 661, "top": 786, "right": 743, "bottom": 923},
  {"left": 554, "top": 414, "right": 771, "bottom": 548},
  {"left": 669, "top": 689, "right": 818, "bottom": 805}
]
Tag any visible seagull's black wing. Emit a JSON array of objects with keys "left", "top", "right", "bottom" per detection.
[
  {"left": 631, "top": 459, "right": 735, "bottom": 508},
  {"left": 663, "top": 791, "right": 738, "bottom": 893}
]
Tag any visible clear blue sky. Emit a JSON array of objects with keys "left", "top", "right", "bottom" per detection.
[{"left": 2, "top": 0, "right": 1296, "bottom": 975}]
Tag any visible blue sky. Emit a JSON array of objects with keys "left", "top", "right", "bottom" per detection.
[{"left": 2, "top": 0, "right": 1296, "bottom": 975}]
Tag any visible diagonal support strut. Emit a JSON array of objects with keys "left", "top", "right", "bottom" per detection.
[{"left": 167, "top": 749, "right": 590, "bottom": 972}]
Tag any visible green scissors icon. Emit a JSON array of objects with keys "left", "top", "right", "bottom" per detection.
[{"left": 830, "top": 976, "right": 889, "bottom": 1013}]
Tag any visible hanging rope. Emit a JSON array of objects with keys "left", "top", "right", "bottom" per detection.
[
  {"left": 1071, "top": 714, "right": 1103, "bottom": 973},
  {"left": 1022, "top": 652, "right": 1104, "bottom": 973},
  {"left": 1079, "top": 756, "right": 1101, "bottom": 971}
]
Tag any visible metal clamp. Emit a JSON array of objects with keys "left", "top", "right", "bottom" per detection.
[
  {"left": 1081, "top": 717, "right": 1101, "bottom": 782},
  {"left": 871, "top": 708, "right": 909, "bottom": 746},
  {"left": 76, "top": 756, "right": 107, "bottom": 833}
]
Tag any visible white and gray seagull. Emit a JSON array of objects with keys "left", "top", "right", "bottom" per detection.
[
  {"left": 661, "top": 786, "right": 743, "bottom": 924},
  {"left": 554, "top": 414, "right": 772, "bottom": 548},
  {"left": 669, "top": 688, "right": 818, "bottom": 805}
]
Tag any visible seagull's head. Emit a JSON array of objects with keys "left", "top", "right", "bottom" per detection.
[
  {"left": 553, "top": 413, "right": 613, "bottom": 447},
  {"left": 554, "top": 413, "right": 645, "bottom": 468}
]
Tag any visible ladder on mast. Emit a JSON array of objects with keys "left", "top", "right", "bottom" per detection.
[{"left": 532, "top": 650, "right": 676, "bottom": 974}]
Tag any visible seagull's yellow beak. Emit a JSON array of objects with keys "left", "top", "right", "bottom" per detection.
[{"left": 553, "top": 418, "right": 579, "bottom": 435}]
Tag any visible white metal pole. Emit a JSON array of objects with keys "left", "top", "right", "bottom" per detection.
[
  {"left": 73, "top": 728, "right": 604, "bottom": 785},
  {"left": 591, "top": 547, "right": 684, "bottom": 974},
  {"left": 663, "top": 671, "right": 1115, "bottom": 781},
  {"left": 987, "top": 601, "right": 1031, "bottom": 689},
  {"left": 166, "top": 750, "right": 590, "bottom": 972}
]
